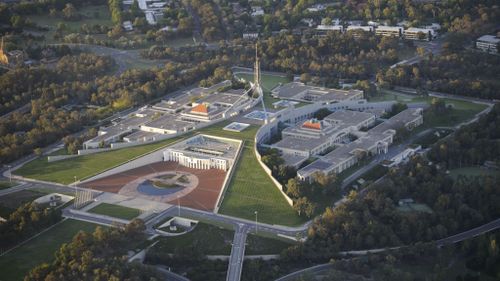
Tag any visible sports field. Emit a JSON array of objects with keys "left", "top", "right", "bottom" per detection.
[
  {"left": 87, "top": 203, "right": 141, "bottom": 220},
  {"left": 15, "top": 137, "right": 182, "bottom": 184},
  {"left": 0, "top": 219, "right": 98, "bottom": 281}
]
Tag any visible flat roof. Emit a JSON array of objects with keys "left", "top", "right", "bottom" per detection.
[
  {"left": 198, "top": 92, "right": 247, "bottom": 106},
  {"left": 325, "top": 110, "right": 374, "bottom": 125},
  {"left": 142, "top": 114, "right": 194, "bottom": 130},
  {"left": 273, "top": 82, "right": 363, "bottom": 102},
  {"left": 477, "top": 35, "right": 500, "bottom": 44},
  {"left": 273, "top": 135, "right": 328, "bottom": 152},
  {"left": 167, "top": 134, "right": 240, "bottom": 160}
]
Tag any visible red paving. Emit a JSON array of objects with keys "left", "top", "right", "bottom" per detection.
[{"left": 81, "top": 161, "right": 227, "bottom": 211}]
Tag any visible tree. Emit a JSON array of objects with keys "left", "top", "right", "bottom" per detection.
[{"left": 62, "top": 4, "right": 79, "bottom": 21}]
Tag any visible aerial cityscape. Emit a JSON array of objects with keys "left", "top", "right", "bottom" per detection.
[{"left": 0, "top": 0, "right": 499, "bottom": 280}]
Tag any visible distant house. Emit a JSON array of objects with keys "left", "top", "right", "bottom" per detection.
[
  {"left": 251, "top": 6, "right": 264, "bottom": 17},
  {"left": 404, "top": 27, "right": 436, "bottom": 41},
  {"left": 122, "top": 21, "right": 133, "bottom": 31},
  {"left": 476, "top": 35, "right": 500, "bottom": 54}
]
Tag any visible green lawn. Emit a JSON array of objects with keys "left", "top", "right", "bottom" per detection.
[
  {"left": 15, "top": 137, "right": 182, "bottom": 184},
  {"left": 234, "top": 72, "right": 291, "bottom": 109},
  {"left": 0, "top": 180, "right": 17, "bottom": 190},
  {"left": 199, "top": 120, "right": 303, "bottom": 225},
  {"left": 245, "top": 234, "right": 295, "bottom": 255},
  {"left": 448, "top": 167, "right": 498, "bottom": 179},
  {"left": 197, "top": 120, "right": 259, "bottom": 142},
  {"left": 0, "top": 219, "right": 98, "bottom": 281},
  {"left": 152, "top": 223, "right": 234, "bottom": 255},
  {"left": 219, "top": 145, "right": 305, "bottom": 226},
  {"left": 0, "top": 190, "right": 45, "bottom": 218},
  {"left": 87, "top": 203, "right": 141, "bottom": 220}
]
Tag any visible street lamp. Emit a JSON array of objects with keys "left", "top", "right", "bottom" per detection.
[
  {"left": 254, "top": 211, "right": 258, "bottom": 234},
  {"left": 7, "top": 165, "right": 11, "bottom": 183},
  {"left": 73, "top": 176, "right": 77, "bottom": 207}
]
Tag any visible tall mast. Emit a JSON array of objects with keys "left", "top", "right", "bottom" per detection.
[{"left": 254, "top": 42, "right": 261, "bottom": 88}]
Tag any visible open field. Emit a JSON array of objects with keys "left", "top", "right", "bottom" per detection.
[
  {"left": 448, "top": 167, "right": 498, "bottom": 179},
  {"left": 0, "top": 219, "right": 98, "bottom": 281},
  {"left": 0, "top": 180, "right": 17, "bottom": 190},
  {"left": 15, "top": 137, "right": 182, "bottom": 184},
  {"left": 88, "top": 203, "right": 141, "bottom": 220},
  {"left": 28, "top": 5, "right": 113, "bottom": 44},
  {"left": 152, "top": 223, "right": 234, "bottom": 255},
  {"left": 0, "top": 190, "right": 45, "bottom": 218},
  {"left": 234, "top": 72, "right": 292, "bottom": 109},
  {"left": 219, "top": 145, "right": 305, "bottom": 226},
  {"left": 245, "top": 234, "right": 294, "bottom": 255}
]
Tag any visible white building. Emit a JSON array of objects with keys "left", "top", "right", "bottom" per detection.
[
  {"left": 476, "top": 35, "right": 500, "bottom": 54},
  {"left": 316, "top": 25, "right": 344, "bottom": 33},
  {"left": 404, "top": 27, "right": 436, "bottom": 41},
  {"left": 163, "top": 135, "right": 241, "bottom": 171},
  {"left": 295, "top": 108, "right": 423, "bottom": 180},
  {"left": 375, "top": 26, "right": 403, "bottom": 38},
  {"left": 251, "top": 6, "right": 264, "bottom": 17}
]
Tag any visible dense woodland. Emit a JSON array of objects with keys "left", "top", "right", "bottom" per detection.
[
  {"left": 380, "top": 50, "right": 500, "bottom": 99},
  {"left": 0, "top": 202, "right": 61, "bottom": 252},
  {"left": 0, "top": 53, "right": 226, "bottom": 164},
  {"left": 25, "top": 219, "right": 163, "bottom": 281},
  {"left": 429, "top": 104, "right": 500, "bottom": 168}
]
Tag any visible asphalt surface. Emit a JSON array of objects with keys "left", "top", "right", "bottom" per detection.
[{"left": 226, "top": 224, "right": 249, "bottom": 281}]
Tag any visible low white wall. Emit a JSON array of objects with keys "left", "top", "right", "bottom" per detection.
[
  {"left": 47, "top": 154, "right": 79, "bottom": 163},
  {"left": 78, "top": 147, "right": 113, "bottom": 156}
]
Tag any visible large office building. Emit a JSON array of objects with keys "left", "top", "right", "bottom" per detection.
[
  {"left": 163, "top": 135, "right": 240, "bottom": 171},
  {"left": 271, "top": 82, "right": 364, "bottom": 103},
  {"left": 272, "top": 110, "right": 376, "bottom": 167},
  {"left": 297, "top": 108, "right": 423, "bottom": 180},
  {"left": 270, "top": 108, "right": 423, "bottom": 179}
]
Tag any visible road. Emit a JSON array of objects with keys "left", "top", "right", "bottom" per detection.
[
  {"left": 390, "top": 34, "right": 447, "bottom": 69},
  {"left": 275, "top": 218, "right": 500, "bottom": 281},
  {"left": 226, "top": 224, "right": 248, "bottom": 281}
]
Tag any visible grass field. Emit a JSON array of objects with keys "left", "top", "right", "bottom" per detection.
[
  {"left": 199, "top": 121, "right": 303, "bottom": 225},
  {"left": 245, "top": 234, "right": 294, "bottom": 255},
  {"left": 0, "top": 219, "right": 98, "bottom": 281},
  {"left": 87, "top": 203, "right": 140, "bottom": 220},
  {"left": 234, "top": 72, "right": 291, "bottom": 108},
  {"left": 28, "top": 5, "right": 113, "bottom": 43},
  {"left": 0, "top": 190, "right": 45, "bottom": 218},
  {"left": 448, "top": 167, "right": 497, "bottom": 179},
  {"left": 15, "top": 137, "right": 182, "bottom": 184},
  {"left": 219, "top": 145, "right": 305, "bottom": 226},
  {"left": 0, "top": 180, "right": 17, "bottom": 190},
  {"left": 153, "top": 223, "right": 234, "bottom": 255}
]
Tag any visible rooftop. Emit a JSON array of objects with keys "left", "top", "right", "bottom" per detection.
[{"left": 477, "top": 35, "right": 500, "bottom": 44}]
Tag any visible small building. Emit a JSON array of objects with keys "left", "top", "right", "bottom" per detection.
[
  {"left": 476, "top": 35, "right": 500, "bottom": 54},
  {"left": 122, "top": 21, "right": 133, "bottom": 31},
  {"left": 251, "top": 6, "right": 264, "bottom": 17},
  {"left": 316, "top": 25, "right": 344, "bottom": 33}
]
